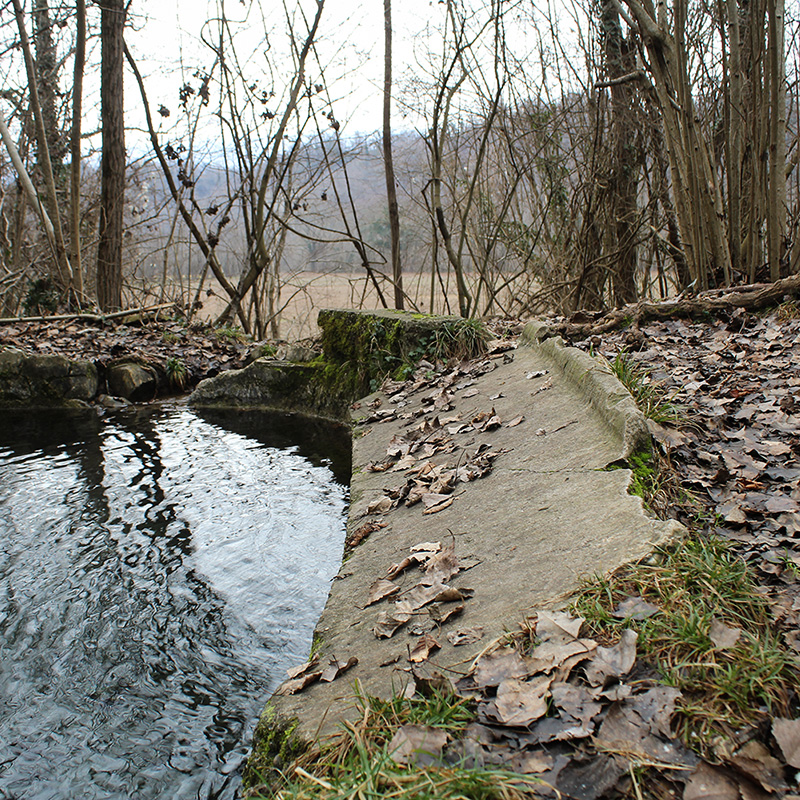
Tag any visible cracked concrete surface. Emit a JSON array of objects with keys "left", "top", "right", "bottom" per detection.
[{"left": 264, "top": 322, "right": 682, "bottom": 742}]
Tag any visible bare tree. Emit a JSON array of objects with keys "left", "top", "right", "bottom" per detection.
[{"left": 97, "top": 0, "right": 126, "bottom": 310}]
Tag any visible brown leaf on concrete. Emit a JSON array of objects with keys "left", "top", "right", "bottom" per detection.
[
  {"left": 584, "top": 629, "right": 637, "bottom": 686},
  {"left": 275, "top": 670, "right": 323, "bottom": 696},
  {"left": 430, "top": 603, "right": 464, "bottom": 625},
  {"left": 390, "top": 454, "right": 417, "bottom": 472},
  {"left": 320, "top": 656, "right": 358, "bottom": 683},
  {"left": 411, "top": 541, "right": 442, "bottom": 554},
  {"left": 773, "top": 717, "right": 800, "bottom": 767},
  {"left": 366, "top": 460, "right": 393, "bottom": 472},
  {"left": 401, "top": 581, "right": 450, "bottom": 611},
  {"left": 424, "top": 539, "right": 460, "bottom": 582},
  {"left": 485, "top": 675, "right": 553, "bottom": 727},
  {"left": 387, "top": 556, "right": 416, "bottom": 579},
  {"left": 683, "top": 762, "right": 741, "bottom": 800},
  {"left": 373, "top": 607, "right": 412, "bottom": 639},
  {"left": 447, "top": 626, "right": 485, "bottom": 646},
  {"left": 285, "top": 654, "right": 320, "bottom": 680},
  {"left": 612, "top": 596, "right": 661, "bottom": 620},
  {"left": 421, "top": 493, "right": 454, "bottom": 514},
  {"left": 709, "top": 618, "right": 743, "bottom": 650},
  {"left": 346, "top": 519, "right": 388, "bottom": 548},
  {"left": 388, "top": 724, "right": 449, "bottom": 766},
  {"left": 367, "top": 496, "right": 395, "bottom": 515},
  {"left": 506, "top": 414, "right": 525, "bottom": 427},
  {"left": 366, "top": 578, "right": 401, "bottom": 606},
  {"left": 409, "top": 634, "right": 441, "bottom": 663}
]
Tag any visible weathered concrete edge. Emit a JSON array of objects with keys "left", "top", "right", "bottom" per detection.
[
  {"left": 245, "top": 319, "right": 680, "bottom": 793},
  {"left": 520, "top": 320, "right": 650, "bottom": 460}
]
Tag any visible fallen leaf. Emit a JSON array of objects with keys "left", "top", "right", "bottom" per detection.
[
  {"left": 275, "top": 670, "right": 323, "bottom": 696},
  {"left": 346, "top": 520, "right": 387, "bottom": 548},
  {"left": 506, "top": 414, "right": 525, "bottom": 427},
  {"left": 447, "top": 626, "right": 485, "bottom": 646},
  {"left": 536, "top": 610, "right": 585, "bottom": 642},
  {"left": 773, "top": 717, "right": 800, "bottom": 767},
  {"left": 683, "top": 762, "right": 740, "bottom": 800},
  {"left": 409, "top": 634, "right": 441, "bottom": 663},
  {"left": 474, "top": 650, "right": 530, "bottom": 688},
  {"left": 388, "top": 725, "right": 449, "bottom": 766},
  {"left": 709, "top": 618, "right": 743, "bottom": 650},
  {"left": 400, "top": 581, "right": 451, "bottom": 611},
  {"left": 584, "top": 629, "right": 637, "bottom": 686},
  {"left": 421, "top": 494, "right": 454, "bottom": 514},
  {"left": 320, "top": 656, "right": 358, "bottom": 682},
  {"left": 366, "top": 578, "right": 401, "bottom": 606},
  {"left": 430, "top": 603, "right": 464, "bottom": 625},
  {"left": 486, "top": 675, "right": 552, "bottom": 726},
  {"left": 411, "top": 541, "right": 442, "bottom": 554},
  {"left": 367, "top": 496, "right": 395, "bottom": 515},
  {"left": 286, "top": 655, "right": 320, "bottom": 680},
  {"left": 373, "top": 607, "right": 412, "bottom": 638},
  {"left": 727, "top": 740, "right": 787, "bottom": 793},
  {"left": 612, "top": 596, "right": 660, "bottom": 620}
]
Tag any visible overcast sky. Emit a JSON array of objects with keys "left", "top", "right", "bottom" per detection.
[{"left": 124, "top": 0, "right": 457, "bottom": 139}]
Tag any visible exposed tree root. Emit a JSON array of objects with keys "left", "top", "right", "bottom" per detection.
[{"left": 546, "top": 274, "right": 800, "bottom": 338}]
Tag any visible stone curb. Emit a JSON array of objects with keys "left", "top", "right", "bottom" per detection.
[{"left": 521, "top": 320, "right": 651, "bottom": 459}]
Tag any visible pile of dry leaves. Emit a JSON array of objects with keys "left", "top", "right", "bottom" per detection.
[
  {"left": 391, "top": 607, "right": 800, "bottom": 799},
  {"left": 0, "top": 316, "right": 249, "bottom": 387},
  {"left": 573, "top": 310, "right": 800, "bottom": 657}
]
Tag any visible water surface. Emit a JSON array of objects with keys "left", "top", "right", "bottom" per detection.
[{"left": 0, "top": 405, "right": 349, "bottom": 799}]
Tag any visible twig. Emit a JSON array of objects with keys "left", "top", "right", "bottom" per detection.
[{"left": 0, "top": 302, "right": 177, "bottom": 325}]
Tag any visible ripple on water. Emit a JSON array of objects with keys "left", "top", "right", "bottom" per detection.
[{"left": 0, "top": 406, "right": 348, "bottom": 800}]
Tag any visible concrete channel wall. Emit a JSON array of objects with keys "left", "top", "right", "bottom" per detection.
[{"left": 242, "top": 313, "right": 683, "bottom": 792}]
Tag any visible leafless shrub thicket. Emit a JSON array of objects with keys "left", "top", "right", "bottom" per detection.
[{"left": 0, "top": 0, "right": 797, "bottom": 333}]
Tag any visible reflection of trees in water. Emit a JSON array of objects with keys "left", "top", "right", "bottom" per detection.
[
  {"left": 0, "top": 408, "right": 284, "bottom": 797},
  {"left": 194, "top": 406, "right": 352, "bottom": 486}
]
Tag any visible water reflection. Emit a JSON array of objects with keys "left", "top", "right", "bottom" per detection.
[{"left": 0, "top": 405, "right": 349, "bottom": 799}]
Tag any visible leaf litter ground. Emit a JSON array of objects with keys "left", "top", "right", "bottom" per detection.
[{"left": 271, "top": 311, "right": 800, "bottom": 800}]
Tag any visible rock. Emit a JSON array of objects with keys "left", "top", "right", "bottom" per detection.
[
  {"left": 105, "top": 360, "right": 159, "bottom": 402},
  {"left": 244, "top": 343, "right": 277, "bottom": 365},
  {"left": 97, "top": 393, "right": 132, "bottom": 410},
  {"left": 191, "top": 359, "right": 348, "bottom": 421},
  {"left": 276, "top": 344, "right": 319, "bottom": 363},
  {"left": 0, "top": 349, "right": 98, "bottom": 408}
]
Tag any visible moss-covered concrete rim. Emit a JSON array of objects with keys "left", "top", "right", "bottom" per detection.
[
  {"left": 242, "top": 704, "right": 308, "bottom": 796},
  {"left": 191, "top": 309, "right": 491, "bottom": 421}
]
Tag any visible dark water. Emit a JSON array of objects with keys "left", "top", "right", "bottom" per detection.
[{"left": 0, "top": 405, "right": 349, "bottom": 800}]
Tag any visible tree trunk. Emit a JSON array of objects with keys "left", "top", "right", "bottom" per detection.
[
  {"left": 602, "top": 0, "right": 641, "bottom": 305},
  {"left": 767, "top": 0, "right": 786, "bottom": 280},
  {"left": 70, "top": 0, "right": 86, "bottom": 299},
  {"left": 383, "top": 0, "right": 403, "bottom": 309},
  {"left": 97, "top": 0, "right": 126, "bottom": 311}
]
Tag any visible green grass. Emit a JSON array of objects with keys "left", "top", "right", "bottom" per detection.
[
  {"left": 432, "top": 318, "right": 490, "bottom": 361},
  {"left": 249, "top": 689, "right": 541, "bottom": 800},
  {"left": 214, "top": 325, "right": 249, "bottom": 343},
  {"left": 608, "top": 349, "right": 681, "bottom": 424},
  {"left": 573, "top": 536, "right": 799, "bottom": 752},
  {"left": 165, "top": 356, "right": 188, "bottom": 391}
]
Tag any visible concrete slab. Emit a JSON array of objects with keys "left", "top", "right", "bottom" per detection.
[{"left": 259, "top": 322, "right": 682, "bottom": 745}]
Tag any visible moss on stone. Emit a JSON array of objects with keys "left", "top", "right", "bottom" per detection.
[{"left": 241, "top": 705, "right": 307, "bottom": 794}]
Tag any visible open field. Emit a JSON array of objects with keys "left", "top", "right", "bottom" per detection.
[{"left": 134, "top": 270, "right": 480, "bottom": 341}]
